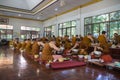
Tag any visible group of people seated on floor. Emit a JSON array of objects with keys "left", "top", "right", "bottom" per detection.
[{"left": 9, "top": 31, "right": 120, "bottom": 64}]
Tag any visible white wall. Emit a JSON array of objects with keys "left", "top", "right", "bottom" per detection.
[
  {"left": 43, "top": 0, "right": 120, "bottom": 36},
  {"left": 9, "top": 18, "right": 42, "bottom": 39}
]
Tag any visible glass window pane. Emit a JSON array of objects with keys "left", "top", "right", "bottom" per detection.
[
  {"left": 93, "top": 14, "right": 109, "bottom": 23},
  {"left": 67, "top": 28, "right": 71, "bottom": 37},
  {"left": 58, "top": 29, "right": 62, "bottom": 37},
  {"left": 71, "top": 21, "right": 76, "bottom": 26},
  {"left": 59, "top": 24, "right": 63, "bottom": 28},
  {"left": 118, "top": 21, "right": 120, "bottom": 34},
  {"left": 7, "top": 35, "right": 12, "bottom": 40},
  {"left": 110, "top": 11, "right": 120, "bottom": 21},
  {"left": 85, "top": 17, "right": 92, "bottom": 24},
  {"left": 100, "top": 23, "right": 108, "bottom": 34},
  {"left": 1, "top": 35, "right": 6, "bottom": 39},
  {"left": 93, "top": 16, "right": 98, "bottom": 23},
  {"left": 84, "top": 25, "right": 92, "bottom": 36},
  {"left": 32, "top": 27, "right": 36, "bottom": 31},
  {"left": 21, "top": 35, "right": 26, "bottom": 40},
  {"left": 92, "top": 24, "right": 100, "bottom": 38},
  {"left": 35, "top": 28, "right": 40, "bottom": 31},
  {"left": 63, "top": 29, "right": 66, "bottom": 36},
  {"left": 71, "top": 27, "right": 76, "bottom": 36},
  {"left": 110, "top": 21, "right": 118, "bottom": 39},
  {"left": 63, "top": 22, "right": 70, "bottom": 28}
]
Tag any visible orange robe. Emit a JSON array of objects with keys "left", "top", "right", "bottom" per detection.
[
  {"left": 41, "top": 43, "right": 53, "bottom": 62},
  {"left": 9, "top": 40, "right": 13, "bottom": 46},
  {"left": 98, "top": 35, "right": 108, "bottom": 46},
  {"left": 72, "top": 36, "right": 76, "bottom": 46},
  {"left": 31, "top": 41, "right": 40, "bottom": 55},
  {"left": 98, "top": 35, "right": 111, "bottom": 52},
  {"left": 114, "top": 35, "right": 120, "bottom": 44},
  {"left": 16, "top": 42, "right": 22, "bottom": 50},
  {"left": 56, "top": 37, "right": 61, "bottom": 47},
  {"left": 13, "top": 41, "right": 17, "bottom": 49},
  {"left": 82, "top": 36, "right": 92, "bottom": 47},
  {"left": 21, "top": 41, "right": 26, "bottom": 50},
  {"left": 79, "top": 42, "right": 88, "bottom": 55},
  {"left": 25, "top": 41, "right": 32, "bottom": 54},
  {"left": 64, "top": 40, "right": 72, "bottom": 50}
]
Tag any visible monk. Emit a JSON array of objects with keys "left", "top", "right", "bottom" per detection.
[
  {"left": 82, "top": 33, "right": 94, "bottom": 47},
  {"left": 20, "top": 39, "right": 26, "bottom": 50},
  {"left": 56, "top": 36, "right": 61, "bottom": 47},
  {"left": 113, "top": 33, "right": 120, "bottom": 44},
  {"left": 13, "top": 38, "right": 21, "bottom": 51},
  {"left": 98, "top": 31, "right": 111, "bottom": 51},
  {"left": 69, "top": 38, "right": 81, "bottom": 51},
  {"left": 98, "top": 31, "right": 108, "bottom": 46},
  {"left": 12, "top": 39, "right": 17, "bottom": 49},
  {"left": 41, "top": 38, "right": 60, "bottom": 62},
  {"left": 71, "top": 35, "right": 77, "bottom": 46},
  {"left": 16, "top": 41, "right": 22, "bottom": 51},
  {"left": 64, "top": 35, "right": 72, "bottom": 54},
  {"left": 25, "top": 39, "right": 32, "bottom": 54},
  {"left": 79, "top": 42, "right": 88, "bottom": 55},
  {"left": 31, "top": 39, "right": 40, "bottom": 55}
]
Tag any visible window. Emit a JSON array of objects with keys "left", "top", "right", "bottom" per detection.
[
  {"left": 0, "top": 25, "right": 13, "bottom": 40},
  {"left": 85, "top": 17, "right": 92, "bottom": 25},
  {"left": 44, "top": 26, "right": 54, "bottom": 37},
  {"left": 21, "top": 26, "right": 40, "bottom": 40},
  {"left": 58, "top": 20, "right": 76, "bottom": 37},
  {"left": 110, "top": 11, "right": 120, "bottom": 21},
  {"left": 84, "top": 10, "right": 120, "bottom": 39}
]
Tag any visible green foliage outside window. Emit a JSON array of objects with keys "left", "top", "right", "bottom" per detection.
[
  {"left": 58, "top": 20, "right": 76, "bottom": 37},
  {"left": 84, "top": 10, "right": 120, "bottom": 39}
]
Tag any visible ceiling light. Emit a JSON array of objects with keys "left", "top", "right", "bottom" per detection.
[
  {"left": 60, "top": 0, "right": 65, "bottom": 7},
  {"left": 54, "top": 8, "right": 58, "bottom": 11},
  {"left": 18, "top": 14, "right": 21, "bottom": 17},
  {"left": 37, "top": 17, "right": 40, "bottom": 19}
]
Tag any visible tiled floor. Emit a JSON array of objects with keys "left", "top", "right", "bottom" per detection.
[{"left": 0, "top": 46, "right": 120, "bottom": 80}]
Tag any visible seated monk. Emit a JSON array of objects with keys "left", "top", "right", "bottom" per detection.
[
  {"left": 98, "top": 31, "right": 112, "bottom": 48},
  {"left": 64, "top": 39, "right": 72, "bottom": 54},
  {"left": 20, "top": 39, "right": 26, "bottom": 51},
  {"left": 68, "top": 38, "right": 81, "bottom": 52},
  {"left": 37, "top": 39, "right": 45, "bottom": 52},
  {"left": 82, "top": 33, "right": 94, "bottom": 47},
  {"left": 71, "top": 35, "right": 77, "bottom": 46},
  {"left": 56, "top": 36, "right": 61, "bottom": 47},
  {"left": 14, "top": 38, "right": 21, "bottom": 51},
  {"left": 31, "top": 39, "right": 40, "bottom": 56},
  {"left": 12, "top": 39, "right": 17, "bottom": 49},
  {"left": 16, "top": 41, "right": 22, "bottom": 51},
  {"left": 41, "top": 38, "right": 60, "bottom": 63},
  {"left": 112, "top": 33, "right": 120, "bottom": 44},
  {"left": 79, "top": 42, "right": 88, "bottom": 55},
  {"left": 25, "top": 39, "right": 32, "bottom": 54}
]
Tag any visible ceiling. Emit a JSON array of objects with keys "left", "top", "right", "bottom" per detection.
[{"left": 0, "top": 0, "right": 101, "bottom": 21}]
